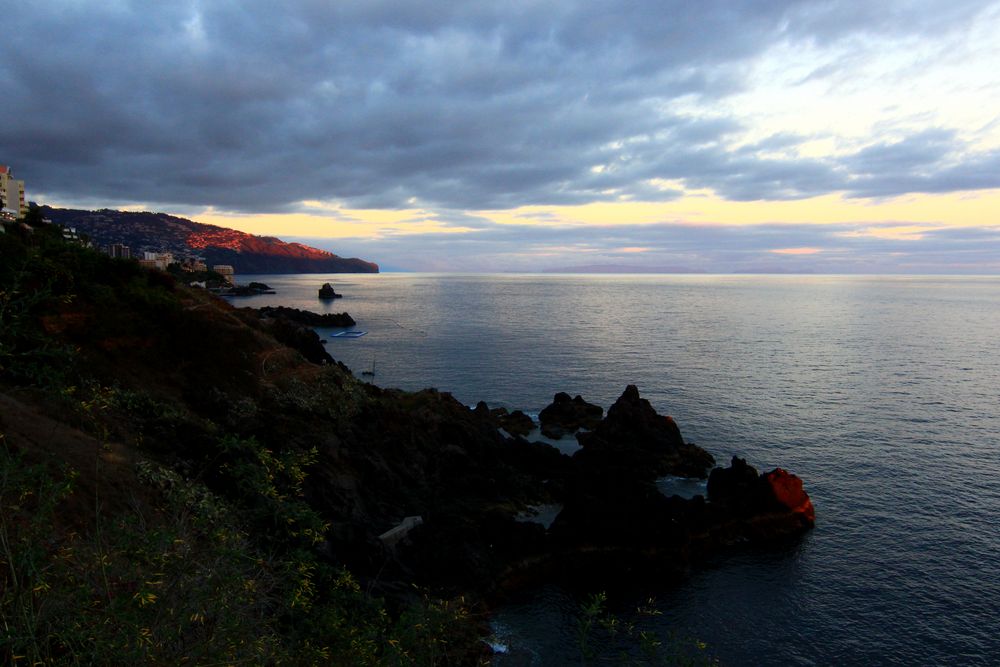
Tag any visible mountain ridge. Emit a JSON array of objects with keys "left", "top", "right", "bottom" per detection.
[{"left": 39, "top": 206, "right": 379, "bottom": 274}]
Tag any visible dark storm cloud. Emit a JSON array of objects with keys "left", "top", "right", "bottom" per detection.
[{"left": 0, "top": 0, "right": 995, "bottom": 211}]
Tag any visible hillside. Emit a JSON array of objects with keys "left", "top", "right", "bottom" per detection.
[{"left": 39, "top": 206, "right": 379, "bottom": 274}]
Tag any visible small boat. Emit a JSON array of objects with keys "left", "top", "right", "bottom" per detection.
[{"left": 331, "top": 330, "right": 367, "bottom": 338}]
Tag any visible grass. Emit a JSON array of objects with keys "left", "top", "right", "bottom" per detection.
[{"left": 0, "top": 436, "right": 488, "bottom": 665}]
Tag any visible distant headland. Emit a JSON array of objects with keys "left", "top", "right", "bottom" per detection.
[{"left": 39, "top": 205, "right": 379, "bottom": 274}]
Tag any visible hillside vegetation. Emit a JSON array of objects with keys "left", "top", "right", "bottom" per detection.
[{"left": 0, "top": 223, "right": 485, "bottom": 665}]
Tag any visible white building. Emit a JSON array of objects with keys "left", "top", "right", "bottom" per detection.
[
  {"left": 0, "top": 165, "right": 27, "bottom": 218},
  {"left": 141, "top": 251, "right": 175, "bottom": 270}
]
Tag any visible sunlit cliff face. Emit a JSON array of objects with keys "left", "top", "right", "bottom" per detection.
[{"left": 187, "top": 228, "right": 336, "bottom": 259}]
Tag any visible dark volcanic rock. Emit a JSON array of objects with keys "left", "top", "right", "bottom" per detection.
[
  {"left": 252, "top": 305, "right": 355, "bottom": 328},
  {"left": 576, "top": 385, "right": 715, "bottom": 479},
  {"left": 499, "top": 410, "right": 535, "bottom": 437},
  {"left": 550, "top": 475, "right": 684, "bottom": 547},
  {"left": 318, "top": 282, "right": 342, "bottom": 299},
  {"left": 223, "top": 283, "right": 275, "bottom": 296},
  {"left": 471, "top": 403, "right": 537, "bottom": 438},
  {"left": 502, "top": 435, "right": 571, "bottom": 481},
  {"left": 708, "top": 456, "right": 815, "bottom": 528},
  {"left": 263, "top": 318, "right": 335, "bottom": 365},
  {"left": 538, "top": 392, "right": 603, "bottom": 439},
  {"left": 548, "top": 386, "right": 715, "bottom": 558},
  {"left": 233, "top": 308, "right": 338, "bottom": 365},
  {"left": 707, "top": 456, "right": 762, "bottom": 504},
  {"left": 544, "top": 452, "right": 815, "bottom": 586}
]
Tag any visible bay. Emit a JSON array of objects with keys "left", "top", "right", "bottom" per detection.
[{"left": 228, "top": 273, "right": 1000, "bottom": 665}]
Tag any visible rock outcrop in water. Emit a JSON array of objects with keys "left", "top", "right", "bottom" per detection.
[
  {"left": 473, "top": 402, "right": 537, "bottom": 437},
  {"left": 708, "top": 457, "right": 816, "bottom": 530},
  {"left": 576, "top": 384, "right": 716, "bottom": 478},
  {"left": 538, "top": 392, "right": 603, "bottom": 438},
  {"left": 396, "top": 386, "right": 813, "bottom": 592},
  {"left": 318, "top": 282, "right": 342, "bottom": 299}
]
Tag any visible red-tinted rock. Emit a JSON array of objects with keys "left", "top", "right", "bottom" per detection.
[{"left": 764, "top": 468, "right": 815, "bottom": 525}]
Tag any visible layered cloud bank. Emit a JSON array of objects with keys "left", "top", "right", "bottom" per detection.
[{"left": 3, "top": 1, "right": 999, "bottom": 271}]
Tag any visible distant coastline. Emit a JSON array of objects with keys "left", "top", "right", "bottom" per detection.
[{"left": 39, "top": 205, "right": 379, "bottom": 274}]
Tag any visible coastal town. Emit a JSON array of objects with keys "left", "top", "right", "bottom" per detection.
[{"left": 2, "top": 163, "right": 240, "bottom": 288}]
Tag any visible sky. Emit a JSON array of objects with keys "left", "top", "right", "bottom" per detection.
[{"left": 2, "top": 1, "right": 1000, "bottom": 273}]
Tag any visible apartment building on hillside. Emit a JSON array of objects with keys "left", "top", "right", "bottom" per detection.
[{"left": 0, "top": 165, "right": 27, "bottom": 218}]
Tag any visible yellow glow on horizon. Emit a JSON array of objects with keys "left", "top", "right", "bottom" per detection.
[
  {"left": 185, "top": 188, "right": 1000, "bottom": 240},
  {"left": 485, "top": 189, "right": 1000, "bottom": 228}
]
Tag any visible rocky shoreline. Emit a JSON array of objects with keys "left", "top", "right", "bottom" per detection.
[
  {"left": 250, "top": 304, "right": 356, "bottom": 328},
  {"left": 389, "top": 385, "right": 814, "bottom": 597},
  {"left": 233, "top": 305, "right": 816, "bottom": 598}
]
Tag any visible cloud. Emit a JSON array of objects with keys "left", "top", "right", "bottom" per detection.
[
  {"left": 843, "top": 134, "right": 1000, "bottom": 198},
  {"left": 771, "top": 247, "right": 822, "bottom": 255},
  {"left": 2, "top": 0, "right": 999, "bottom": 215},
  {"left": 288, "top": 219, "right": 1000, "bottom": 273}
]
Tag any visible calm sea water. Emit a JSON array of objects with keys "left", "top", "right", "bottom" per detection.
[{"left": 230, "top": 273, "right": 1000, "bottom": 665}]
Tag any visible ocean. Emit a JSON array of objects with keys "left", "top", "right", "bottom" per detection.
[{"left": 228, "top": 273, "right": 1000, "bottom": 665}]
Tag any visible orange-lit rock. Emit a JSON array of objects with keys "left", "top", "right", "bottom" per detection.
[{"left": 764, "top": 468, "right": 815, "bottom": 525}]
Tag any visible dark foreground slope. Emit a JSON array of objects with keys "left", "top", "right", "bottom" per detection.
[
  {"left": 40, "top": 206, "right": 379, "bottom": 273},
  {"left": 0, "top": 224, "right": 812, "bottom": 665}
]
